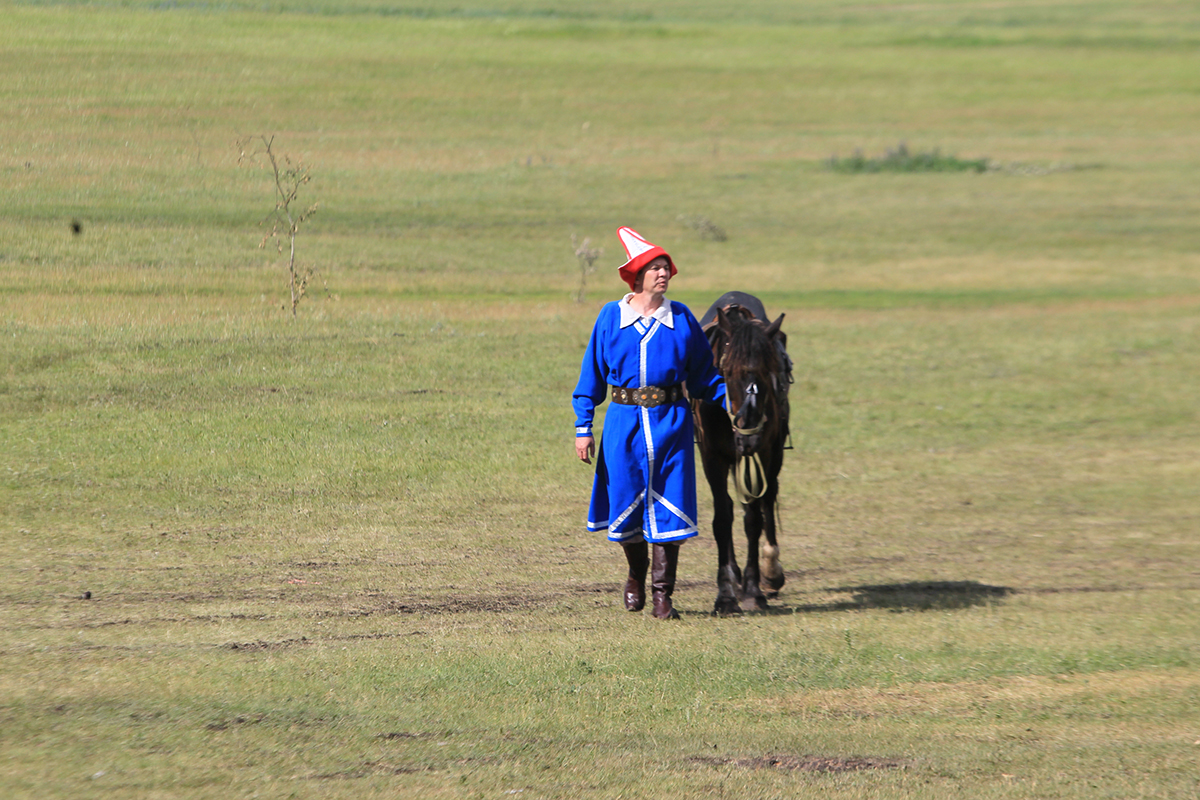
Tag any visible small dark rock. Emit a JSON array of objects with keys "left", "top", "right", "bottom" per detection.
[{"left": 81, "top": 591, "right": 92, "bottom": 600}]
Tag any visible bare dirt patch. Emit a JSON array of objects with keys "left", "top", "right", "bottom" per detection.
[
  {"left": 691, "top": 754, "right": 904, "bottom": 772},
  {"left": 205, "top": 713, "right": 267, "bottom": 731},
  {"left": 223, "top": 637, "right": 312, "bottom": 652},
  {"left": 377, "top": 731, "right": 433, "bottom": 740},
  {"left": 305, "top": 761, "right": 427, "bottom": 780}
]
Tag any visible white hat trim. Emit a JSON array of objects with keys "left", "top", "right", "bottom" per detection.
[{"left": 618, "top": 227, "right": 655, "bottom": 260}]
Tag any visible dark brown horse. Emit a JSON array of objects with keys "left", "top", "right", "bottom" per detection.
[{"left": 694, "top": 292, "right": 791, "bottom": 614}]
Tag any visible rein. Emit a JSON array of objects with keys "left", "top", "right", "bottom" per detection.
[
  {"left": 728, "top": 418, "right": 769, "bottom": 503},
  {"left": 732, "top": 449, "right": 767, "bottom": 504},
  {"left": 728, "top": 385, "right": 769, "bottom": 504}
]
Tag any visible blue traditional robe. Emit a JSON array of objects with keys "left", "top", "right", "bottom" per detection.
[{"left": 573, "top": 296, "right": 726, "bottom": 544}]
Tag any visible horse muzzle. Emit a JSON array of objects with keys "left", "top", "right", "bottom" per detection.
[
  {"left": 729, "top": 411, "right": 767, "bottom": 457},
  {"left": 734, "top": 432, "right": 761, "bottom": 458}
]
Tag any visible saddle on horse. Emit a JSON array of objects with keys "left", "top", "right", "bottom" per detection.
[
  {"left": 698, "top": 291, "right": 794, "bottom": 391},
  {"left": 698, "top": 291, "right": 769, "bottom": 331}
]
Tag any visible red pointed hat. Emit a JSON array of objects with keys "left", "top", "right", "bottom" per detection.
[{"left": 616, "top": 227, "right": 676, "bottom": 289}]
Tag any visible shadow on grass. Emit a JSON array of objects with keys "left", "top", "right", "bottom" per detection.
[{"left": 787, "top": 580, "right": 1014, "bottom": 614}]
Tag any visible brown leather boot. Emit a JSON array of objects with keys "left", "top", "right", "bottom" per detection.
[
  {"left": 650, "top": 543, "right": 681, "bottom": 620},
  {"left": 621, "top": 540, "right": 648, "bottom": 612}
]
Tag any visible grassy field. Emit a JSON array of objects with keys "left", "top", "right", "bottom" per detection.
[{"left": 2, "top": 1, "right": 1199, "bottom": 797}]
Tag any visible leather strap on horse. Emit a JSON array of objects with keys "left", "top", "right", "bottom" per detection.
[
  {"left": 728, "top": 409, "right": 768, "bottom": 503},
  {"left": 728, "top": 410, "right": 766, "bottom": 438}
]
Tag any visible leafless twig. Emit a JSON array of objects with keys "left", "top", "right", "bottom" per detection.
[
  {"left": 572, "top": 234, "right": 604, "bottom": 303},
  {"left": 238, "top": 135, "right": 320, "bottom": 318}
]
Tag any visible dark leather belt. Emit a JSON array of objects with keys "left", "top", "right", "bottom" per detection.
[{"left": 610, "top": 384, "right": 684, "bottom": 408}]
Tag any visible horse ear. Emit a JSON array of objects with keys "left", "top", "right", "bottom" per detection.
[
  {"left": 766, "top": 313, "right": 785, "bottom": 338},
  {"left": 715, "top": 307, "right": 733, "bottom": 334}
]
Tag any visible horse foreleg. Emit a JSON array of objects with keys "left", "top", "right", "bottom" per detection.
[
  {"left": 760, "top": 501, "right": 785, "bottom": 595},
  {"left": 759, "top": 450, "right": 786, "bottom": 595},
  {"left": 740, "top": 501, "right": 769, "bottom": 611}
]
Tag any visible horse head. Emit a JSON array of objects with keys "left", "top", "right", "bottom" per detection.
[{"left": 713, "top": 306, "right": 787, "bottom": 458}]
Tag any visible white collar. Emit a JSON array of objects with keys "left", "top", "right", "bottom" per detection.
[{"left": 619, "top": 294, "right": 674, "bottom": 329}]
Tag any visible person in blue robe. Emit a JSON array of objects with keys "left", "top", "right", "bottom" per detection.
[{"left": 573, "top": 227, "right": 726, "bottom": 619}]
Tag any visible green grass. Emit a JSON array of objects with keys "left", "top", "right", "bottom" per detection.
[{"left": 2, "top": 1, "right": 1200, "bottom": 797}]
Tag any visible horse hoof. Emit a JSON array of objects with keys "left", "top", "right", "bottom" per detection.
[
  {"left": 762, "top": 573, "right": 786, "bottom": 592},
  {"left": 741, "top": 595, "right": 769, "bottom": 612},
  {"left": 713, "top": 598, "right": 741, "bottom": 616}
]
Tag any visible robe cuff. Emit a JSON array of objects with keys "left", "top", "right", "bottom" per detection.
[{"left": 575, "top": 425, "right": 592, "bottom": 437}]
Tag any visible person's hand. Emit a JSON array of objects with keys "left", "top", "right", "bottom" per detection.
[{"left": 576, "top": 436, "right": 595, "bottom": 464}]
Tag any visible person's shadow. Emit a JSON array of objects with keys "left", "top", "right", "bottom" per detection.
[{"left": 781, "top": 580, "right": 1013, "bottom": 614}]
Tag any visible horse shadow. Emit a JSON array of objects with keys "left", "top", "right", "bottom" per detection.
[{"left": 768, "top": 580, "right": 1014, "bottom": 615}]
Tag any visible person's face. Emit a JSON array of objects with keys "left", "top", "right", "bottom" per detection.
[{"left": 635, "top": 257, "right": 671, "bottom": 294}]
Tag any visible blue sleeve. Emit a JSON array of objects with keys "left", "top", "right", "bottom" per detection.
[
  {"left": 681, "top": 305, "right": 726, "bottom": 408},
  {"left": 572, "top": 307, "right": 610, "bottom": 437}
]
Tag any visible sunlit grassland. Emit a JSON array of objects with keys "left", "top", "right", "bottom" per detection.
[
  {"left": 2, "top": 1, "right": 1200, "bottom": 797},
  {"left": 5, "top": 1, "right": 1200, "bottom": 296}
]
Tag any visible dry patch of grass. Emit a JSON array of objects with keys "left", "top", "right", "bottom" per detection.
[{"left": 759, "top": 668, "right": 1200, "bottom": 725}]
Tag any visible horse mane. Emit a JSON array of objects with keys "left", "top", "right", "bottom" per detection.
[{"left": 722, "top": 310, "right": 783, "bottom": 382}]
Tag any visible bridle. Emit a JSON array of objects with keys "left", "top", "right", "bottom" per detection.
[
  {"left": 728, "top": 380, "right": 767, "bottom": 438},
  {"left": 727, "top": 377, "right": 770, "bottom": 504}
]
